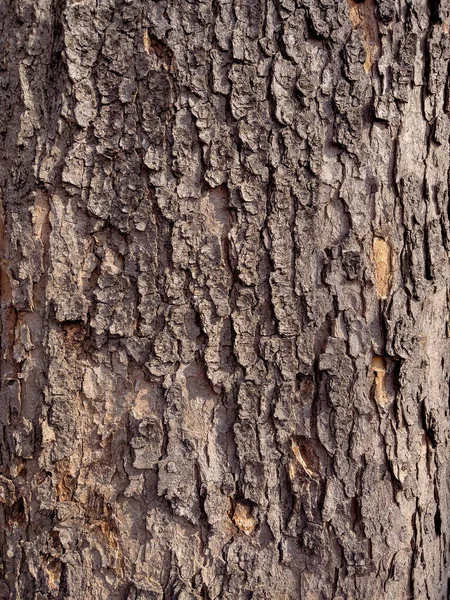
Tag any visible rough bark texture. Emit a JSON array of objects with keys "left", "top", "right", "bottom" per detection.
[{"left": 0, "top": 0, "right": 450, "bottom": 598}]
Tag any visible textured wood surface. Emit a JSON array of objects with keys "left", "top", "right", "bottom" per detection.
[{"left": 0, "top": 0, "right": 449, "bottom": 598}]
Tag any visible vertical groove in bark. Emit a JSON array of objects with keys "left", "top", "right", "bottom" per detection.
[{"left": 0, "top": 0, "right": 449, "bottom": 598}]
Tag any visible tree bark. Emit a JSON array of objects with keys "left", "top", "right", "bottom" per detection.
[{"left": 0, "top": 0, "right": 449, "bottom": 598}]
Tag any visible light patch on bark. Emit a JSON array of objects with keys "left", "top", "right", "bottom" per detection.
[
  {"left": 0, "top": 475, "right": 16, "bottom": 506},
  {"left": 201, "top": 185, "right": 230, "bottom": 239},
  {"left": 290, "top": 439, "right": 318, "bottom": 479},
  {"left": 130, "top": 381, "right": 153, "bottom": 420},
  {"left": 31, "top": 192, "right": 50, "bottom": 243},
  {"left": 373, "top": 236, "right": 392, "bottom": 299},
  {"left": 232, "top": 501, "right": 256, "bottom": 535},
  {"left": 143, "top": 28, "right": 174, "bottom": 72},
  {"left": 371, "top": 355, "right": 389, "bottom": 406},
  {"left": 347, "top": 0, "right": 381, "bottom": 73},
  {"left": 55, "top": 459, "right": 76, "bottom": 502},
  {"left": 143, "top": 29, "right": 152, "bottom": 55},
  {"left": 41, "top": 420, "right": 56, "bottom": 444},
  {"left": 46, "top": 559, "right": 61, "bottom": 592}
]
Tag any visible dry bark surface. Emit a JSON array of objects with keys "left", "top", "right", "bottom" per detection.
[{"left": 0, "top": 0, "right": 450, "bottom": 598}]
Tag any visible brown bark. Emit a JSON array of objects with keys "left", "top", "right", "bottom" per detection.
[{"left": 0, "top": 0, "right": 449, "bottom": 598}]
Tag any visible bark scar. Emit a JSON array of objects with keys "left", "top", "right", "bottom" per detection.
[
  {"left": 373, "top": 236, "right": 392, "bottom": 299},
  {"left": 347, "top": 0, "right": 381, "bottom": 73},
  {"left": 371, "top": 355, "right": 389, "bottom": 406},
  {"left": 290, "top": 439, "right": 318, "bottom": 479},
  {"left": 232, "top": 501, "right": 256, "bottom": 535},
  {"left": 32, "top": 191, "right": 50, "bottom": 243},
  {"left": 46, "top": 559, "right": 62, "bottom": 592}
]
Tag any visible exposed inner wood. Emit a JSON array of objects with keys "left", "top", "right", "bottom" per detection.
[
  {"left": 373, "top": 236, "right": 393, "bottom": 299},
  {"left": 347, "top": 0, "right": 382, "bottom": 73}
]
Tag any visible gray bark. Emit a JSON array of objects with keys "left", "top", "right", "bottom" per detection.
[{"left": 0, "top": 0, "right": 449, "bottom": 598}]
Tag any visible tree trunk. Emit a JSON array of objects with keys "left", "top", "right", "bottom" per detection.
[{"left": 0, "top": 0, "right": 449, "bottom": 598}]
